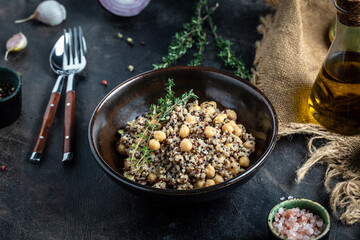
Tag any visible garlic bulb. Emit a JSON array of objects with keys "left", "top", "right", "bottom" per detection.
[
  {"left": 15, "top": 0, "right": 66, "bottom": 26},
  {"left": 4, "top": 33, "right": 28, "bottom": 61}
]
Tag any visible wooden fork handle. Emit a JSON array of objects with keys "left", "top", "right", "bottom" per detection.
[{"left": 62, "top": 90, "right": 75, "bottom": 163}]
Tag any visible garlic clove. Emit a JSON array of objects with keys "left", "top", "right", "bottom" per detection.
[
  {"left": 15, "top": 0, "right": 66, "bottom": 26},
  {"left": 5, "top": 32, "right": 28, "bottom": 61},
  {"left": 36, "top": 0, "right": 66, "bottom": 26}
]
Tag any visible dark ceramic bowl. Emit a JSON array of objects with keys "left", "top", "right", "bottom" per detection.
[
  {"left": 267, "top": 198, "right": 331, "bottom": 239},
  {"left": 88, "top": 66, "right": 278, "bottom": 203},
  {"left": 0, "top": 67, "right": 22, "bottom": 128}
]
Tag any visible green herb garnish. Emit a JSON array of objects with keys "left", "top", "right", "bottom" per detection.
[
  {"left": 128, "top": 78, "right": 198, "bottom": 170},
  {"left": 153, "top": 0, "right": 251, "bottom": 80}
]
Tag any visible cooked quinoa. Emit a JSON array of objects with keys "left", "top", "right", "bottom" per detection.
[{"left": 116, "top": 100, "right": 255, "bottom": 190}]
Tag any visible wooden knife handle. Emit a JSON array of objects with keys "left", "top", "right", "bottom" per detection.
[{"left": 30, "top": 92, "right": 61, "bottom": 161}]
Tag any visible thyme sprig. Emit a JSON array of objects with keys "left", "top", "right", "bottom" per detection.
[
  {"left": 153, "top": 1, "right": 215, "bottom": 69},
  {"left": 153, "top": 0, "right": 252, "bottom": 80},
  {"left": 205, "top": 6, "right": 251, "bottom": 80},
  {"left": 127, "top": 79, "right": 198, "bottom": 170}
]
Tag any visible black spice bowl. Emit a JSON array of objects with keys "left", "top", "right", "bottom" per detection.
[
  {"left": 88, "top": 66, "right": 278, "bottom": 204},
  {"left": 0, "top": 67, "right": 22, "bottom": 128}
]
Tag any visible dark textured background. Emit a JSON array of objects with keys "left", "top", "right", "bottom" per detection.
[{"left": 0, "top": 0, "right": 358, "bottom": 239}]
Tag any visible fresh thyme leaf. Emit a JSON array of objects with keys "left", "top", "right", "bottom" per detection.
[
  {"left": 153, "top": 0, "right": 214, "bottom": 69},
  {"left": 128, "top": 79, "right": 198, "bottom": 169},
  {"left": 206, "top": 8, "right": 252, "bottom": 80},
  {"left": 153, "top": 0, "right": 252, "bottom": 80}
]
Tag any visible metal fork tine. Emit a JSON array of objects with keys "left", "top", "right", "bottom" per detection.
[
  {"left": 63, "top": 29, "right": 68, "bottom": 68},
  {"left": 68, "top": 28, "right": 73, "bottom": 65},
  {"left": 78, "top": 26, "right": 85, "bottom": 61},
  {"left": 73, "top": 27, "right": 79, "bottom": 63}
]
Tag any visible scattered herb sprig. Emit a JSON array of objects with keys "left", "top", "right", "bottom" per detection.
[
  {"left": 153, "top": 0, "right": 252, "bottom": 80},
  {"left": 153, "top": 1, "right": 214, "bottom": 69},
  {"left": 205, "top": 5, "right": 251, "bottom": 80},
  {"left": 126, "top": 79, "right": 198, "bottom": 170}
]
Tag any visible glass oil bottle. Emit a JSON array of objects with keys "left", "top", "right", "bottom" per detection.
[{"left": 309, "top": 0, "right": 360, "bottom": 135}]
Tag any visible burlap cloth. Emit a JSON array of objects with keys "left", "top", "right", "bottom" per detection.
[{"left": 252, "top": 0, "right": 360, "bottom": 225}]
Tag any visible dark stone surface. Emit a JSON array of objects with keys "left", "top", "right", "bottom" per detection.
[{"left": 0, "top": 0, "right": 358, "bottom": 239}]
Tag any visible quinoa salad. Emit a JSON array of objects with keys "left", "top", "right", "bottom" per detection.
[{"left": 116, "top": 80, "right": 255, "bottom": 190}]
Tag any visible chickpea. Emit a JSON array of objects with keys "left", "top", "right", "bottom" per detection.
[
  {"left": 204, "top": 106, "right": 216, "bottom": 115},
  {"left": 229, "top": 162, "right": 241, "bottom": 175},
  {"left": 233, "top": 125, "right": 242, "bottom": 137},
  {"left": 209, "top": 101, "right": 217, "bottom": 107},
  {"left": 244, "top": 141, "right": 255, "bottom": 151},
  {"left": 205, "top": 179, "right": 216, "bottom": 187},
  {"left": 193, "top": 106, "right": 201, "bottom": 111},
  {"left": 213, "top": 113, "right": 227, "bottom": 124},
  {"left": 204, "top": 126, "right": 216, "bottom": 138},
  {"left": 186, "top": 114, "right": 197, "bottom": 124},
  {"left": 229, "top": 120, "right": 237, "bottom": 127},
  {"left": 205, "top": 164, "right": 216, "bottom": 178},
  {"left": 180, "top": 139, "right": 192, "bottom": 152},
  {"left": 226, "top": 109, "right": 237, "bottom": 120},
  {"left": 149, "top": 139, "right": 160, "bottom": 151},
  {"left": 239, "top": 156, "right": 250, "bottom": 167},
  {"left": 214, "top": 174, "right": 224, "bottom": 184},
  {"left": 124, "top": 160, "right": 130, "bottom": 170},
  {"left": 222, "top": 123, "right": 234, "bottom": 133},
  {"left": 154, "top": 131, "right": 166, "bottom": 142},
  {"left": 147, "top": 173, "right": 157, "bottom": 184},
  {"left": 226, "top": 143, "right": 233, "bottom": 149},
  {"left": 179, "top": 125, "right": 190, "bottom": 138},
  {"left": 194, "top": 179, "right": 205, "bottom": 189},
  {"left": 117, "top": 144, "right": 127, "bottom": 155}
]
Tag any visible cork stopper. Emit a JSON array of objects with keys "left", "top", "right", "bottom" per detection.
[{"left": 335, "top": 0, "right": 360, "bottom": 26}]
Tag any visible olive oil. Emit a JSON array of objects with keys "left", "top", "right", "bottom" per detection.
[{"left": 309, "top": 51, "right": 360, "bottom": 135}]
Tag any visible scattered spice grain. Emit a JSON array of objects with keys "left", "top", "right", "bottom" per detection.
[
  {"left": 1, "top": 165, "right": 7, "bottom": 172},
  {"left": 126, "top": 37, "right": 134, "bottom": 46},
  {"left": 101, "top": 80, "right": 108, "bottom": 86},
  {"left": 128, "top": 65, "right": 134, "bottom": 72},
  {"left": 0, "top": 82, "right": 16, "bottom": 99}
]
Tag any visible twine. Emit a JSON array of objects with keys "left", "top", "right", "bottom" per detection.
[{"left": 254, "top": 0, "right": 360, "bottom": 225}]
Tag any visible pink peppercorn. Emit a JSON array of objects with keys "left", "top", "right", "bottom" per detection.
[
  {"left": 102, "top": 80, "right": 108, "bottom": 86},
  {"left": 1, "top": 165, "right": 7, "bottom": 172}
]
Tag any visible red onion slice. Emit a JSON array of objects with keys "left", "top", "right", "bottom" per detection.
[{"left": 98, "top": 0, "right": 151, "bottom": 17}]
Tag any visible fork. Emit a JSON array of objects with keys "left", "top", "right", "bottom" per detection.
[{"left": 62, "top": 27, "right": 87, "bottom": 163}]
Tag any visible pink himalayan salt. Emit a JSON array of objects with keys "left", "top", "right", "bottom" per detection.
[{"left": 272, "top": 207, "right": 326, "bottom": 240}]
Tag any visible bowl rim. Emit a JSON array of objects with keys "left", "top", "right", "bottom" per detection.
[
  {"left": 267, "top": 198, "right": 331, "bottom": 239},
  {"left": 88, "top": 66, "right": 278, "bottom": 195},
  {"left": 0, "top": 66, "right": 21, "bottom": 103}
]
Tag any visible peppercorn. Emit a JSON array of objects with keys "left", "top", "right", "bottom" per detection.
[
  {"left": 101, "top": 80, "right": 108, "bottom": 86},
  {"left": 0, "top": 82, "right": 15, "bottom": 99}
]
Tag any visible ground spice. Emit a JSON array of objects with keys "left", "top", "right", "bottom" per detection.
[{"left": 0, "top": 82, "right": 15, "bottom": 99}]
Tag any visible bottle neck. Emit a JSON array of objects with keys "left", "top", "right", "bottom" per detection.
[{"left": 332, "top": 15, "right": 360, "bottom": 53}]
